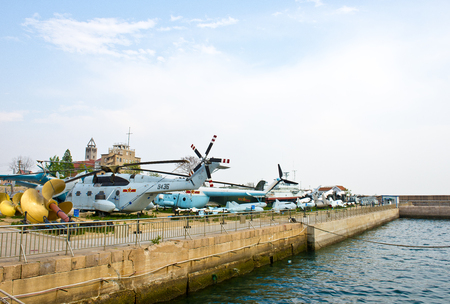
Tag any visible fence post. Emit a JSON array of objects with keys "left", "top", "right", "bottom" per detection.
[
  {"left": 19, "top": 226, "right": 24, "bottom": 262},
  {"left": 104, "top": 222, "right": 108, "bottom": 250}
]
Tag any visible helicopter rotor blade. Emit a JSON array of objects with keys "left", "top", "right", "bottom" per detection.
[
  {"left": 277, "top": 164, "right": 298, "bottom": 185},
  {"left": 120, "top": 160, "right": 189, "bottom": 168},
  {"left": 64, "top": 170, "right": 102, "bottom": 184},
  {"left": 278, "top": 164, "right": 283, "bottom": 179},
  {"left": 281, "top": 179, "right": 298, "bottom": 185},
  {"left": 204, "top": 135, "right": 217, "bottom": 157},
  {"left": 193, "top": 163, "right": 202, "bottom": 173},
  {"left": 191, "top": 144, "right": 203, "bottom": 159},
  {"left": 205, "top": 165, "right": 211, "bottom": 179},
  {"left": 128, "top": 168, "right": 190, "bottom": 178}
]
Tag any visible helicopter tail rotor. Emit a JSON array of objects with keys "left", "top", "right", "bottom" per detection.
[{"left": 190, "top": 135, "right": 229, "bottom": 179}]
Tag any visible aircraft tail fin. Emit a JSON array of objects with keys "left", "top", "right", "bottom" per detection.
[
  {"left": 255, "top": 180, "right": 266, "bottom": 191},
  {"left": 272, "top": 199, "right": 280, "bottom": 209}
]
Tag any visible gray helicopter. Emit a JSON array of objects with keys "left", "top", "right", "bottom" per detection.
[{"left": 65, "top": 135, "right": 229, "bottom": 214}]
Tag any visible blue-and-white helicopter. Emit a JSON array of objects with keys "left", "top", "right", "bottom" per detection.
[{"left": 153, "top": 164, "right": 297, "bottom": 212}]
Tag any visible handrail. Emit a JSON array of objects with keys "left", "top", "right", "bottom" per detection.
[
  {"left": 0, "top": 204, "right": 396, "bottom": 261},
  {"left": 0, "top": 289, "right": 26, "bottom": 304}
]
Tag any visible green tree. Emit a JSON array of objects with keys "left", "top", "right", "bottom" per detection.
[
  {"left": 61, "top": 149, "right": 75, "bottom": 178},
  {"left": 45, "top": 155, "right": 62, "bottom": 177}
]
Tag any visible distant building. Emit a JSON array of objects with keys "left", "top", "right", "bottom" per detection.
[
  {"left": 85, "top": 138, "right": 97, "bottom": 161},
  {"left": 318, "top": 185, "right": 347, "bottom": 194},
  {"left": 73, "top": 159, "right": 98, "bottom": 173},
  {"left": 100, "top": 143, "right": 141, "bottom": 167}
]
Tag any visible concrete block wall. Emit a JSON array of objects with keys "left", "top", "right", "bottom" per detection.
[
  {"left": 399, "top": 206, "right": 450, "bottom": 219},
  {"left": 307, "top": 208, "right": 399, "bottom": 250},
  {"left": 0, "top": 223, "right": 307, "bottom": 304}
]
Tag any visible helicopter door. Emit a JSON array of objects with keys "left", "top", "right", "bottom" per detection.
[{"left": 113, "top": 187, "right": 121, "bottom": 207}]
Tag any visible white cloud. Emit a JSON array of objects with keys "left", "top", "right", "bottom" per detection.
[
  {"left": 196, "top": 44, "right": 221, "bottom": 54},
  {"left": 0, "top": 111, "right": 24, "bottom": 122},
  {"left": 297, "top": 0, "right": 324, "bottom": 7},
  {"left": 197, "top": 17, "right": 238, "bottom": 29},
  {"left": 22, "top": 14, "right": 156, "bottom": 57},
  {"left": 170, "top": 15, "right": 183, "bottom": 21},
  {"left": 335, "top": 6, "right": 359, "bottom": 14},
  {"left": 309, "top": 0, "right": 324, "bottom": 7}
]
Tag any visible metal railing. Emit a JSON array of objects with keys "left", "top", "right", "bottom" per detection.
[
  {"left": 0, "top": 204, "right": 395, "bottom": 261},
  {"left": 0, "top": 289, "right": 25, "bottom": 304}
]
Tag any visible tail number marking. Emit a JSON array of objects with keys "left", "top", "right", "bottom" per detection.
[{"left": 157, "top": 184, "right": 170, "bottom": 190}]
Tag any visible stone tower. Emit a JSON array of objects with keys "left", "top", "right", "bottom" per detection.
[{"left": 85, "top": 138, "right": 97, "bottom": 160}]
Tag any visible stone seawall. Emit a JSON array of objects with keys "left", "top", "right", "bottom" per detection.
[
  {"left": 307, "top": 208, "right": 399, "bottom": 250},
  {"left": 399, "top": 206, "right": 450, "bottom": 219},
  {"left": 0, "top": 223, "right": 307, "bottom": 304},
  {"left": 0, "top": 208, "right": 400, "bottom": 304}
]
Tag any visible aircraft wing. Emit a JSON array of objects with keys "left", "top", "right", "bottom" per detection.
[
  {"left": 14, "top": 181, "right": 39, "bottom": 188},
  {"left": 0, "top": 173, "right": 53, "bottom": 185},
  {"left": 201, "top": 188, "right": 266, "bottom": 197}
]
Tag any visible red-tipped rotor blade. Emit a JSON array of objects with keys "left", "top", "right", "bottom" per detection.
[
  {"left": 191, "top": 144, "right": 203, "bottom": 158},
  {"left": 204, "top": 135, "right": 217, "bottom": 157}
]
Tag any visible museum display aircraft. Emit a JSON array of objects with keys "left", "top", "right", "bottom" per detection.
[
  {"left": 207, "top": 201, "right": 266, "bottom": 213},
  {"left": 271, "top": 199, "right": 297, "bottom": 212},
  {"left": 0, "top": 135, "right": 230, "bottom": 219},
  {"left": 153, "top": 164, "right": 297, "bottom": 210},
  {"left": 64, "top": 135, "right": 229, "bottom": 214}
]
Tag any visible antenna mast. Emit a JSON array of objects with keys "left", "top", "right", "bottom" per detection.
[{"left": 126, "top": 127, "right": 132, "bottom": 147}]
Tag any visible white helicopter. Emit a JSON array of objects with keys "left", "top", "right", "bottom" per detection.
[{"left": 65, "top": 135, "right": 230, "bottom": 214}]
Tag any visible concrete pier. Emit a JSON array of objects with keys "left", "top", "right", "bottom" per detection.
[
  {"left": 0, "top": 207, "right": 399, "bottom": 303},
  {"left": 399, "top": 204, "right": 450, "bottom": 219},
  {"left": 0, "top": 223, "right": 308, "bottom": 304},
  {"left": 307, "top": 207, "right": 399, "bottom": 250}
]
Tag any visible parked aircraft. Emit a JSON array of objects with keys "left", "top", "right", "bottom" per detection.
[
  {"left": 0, "top": 170, "right": 54, "bottom": 185},
  {"left": 271, "top": 199, "right": 297, "bottom": 212},
  {"left": 209, "top": 201, "right": 266, "bottom": 213},
  {"left": 296, "top": 197, "right": 315, "bottom": 209},
  {"left": 153, "top": 164, "right": 297, "bottom": 210},
  {"left": 327, "top": 197, "right": 346, "bottom": 208},
  {"left": 65, "top": 135, "right": 229, "bottom": 214},
  {"left": 1, "top": 135, "right": 229, "bottom": 217},
  {"left": 153, "top": 191, "right": 210, "bottom": 210}
]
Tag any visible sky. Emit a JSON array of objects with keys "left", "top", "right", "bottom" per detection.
[{"left": 1, "top": 0, "right": 449, "bottom": 195}]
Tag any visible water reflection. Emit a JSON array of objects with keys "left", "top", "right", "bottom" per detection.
[{"left": 171, "top": 218, "right": 450, "bottom": 303}]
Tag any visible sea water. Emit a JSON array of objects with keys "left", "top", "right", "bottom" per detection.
[{"left": 171, "top": 218, "right": 450, "bottom": 303}]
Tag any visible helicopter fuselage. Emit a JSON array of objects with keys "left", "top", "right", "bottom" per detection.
[{"left": 66, "top": 165, "right": 216, "bottom": 213}]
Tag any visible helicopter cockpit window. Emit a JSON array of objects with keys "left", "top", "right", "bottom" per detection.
[
  {"left": 87, "top": 191, "right": 92, "bottom": 196},
  {"left": 76, "top": 191, "right": 81, "bottom": 196},
  {"left": 96, "top": 175, "right": 130, "bottom": 186}
]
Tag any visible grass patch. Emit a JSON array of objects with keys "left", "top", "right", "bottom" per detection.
[{"left": 85, "top": 212, "right": 156, "bottom": 221}]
